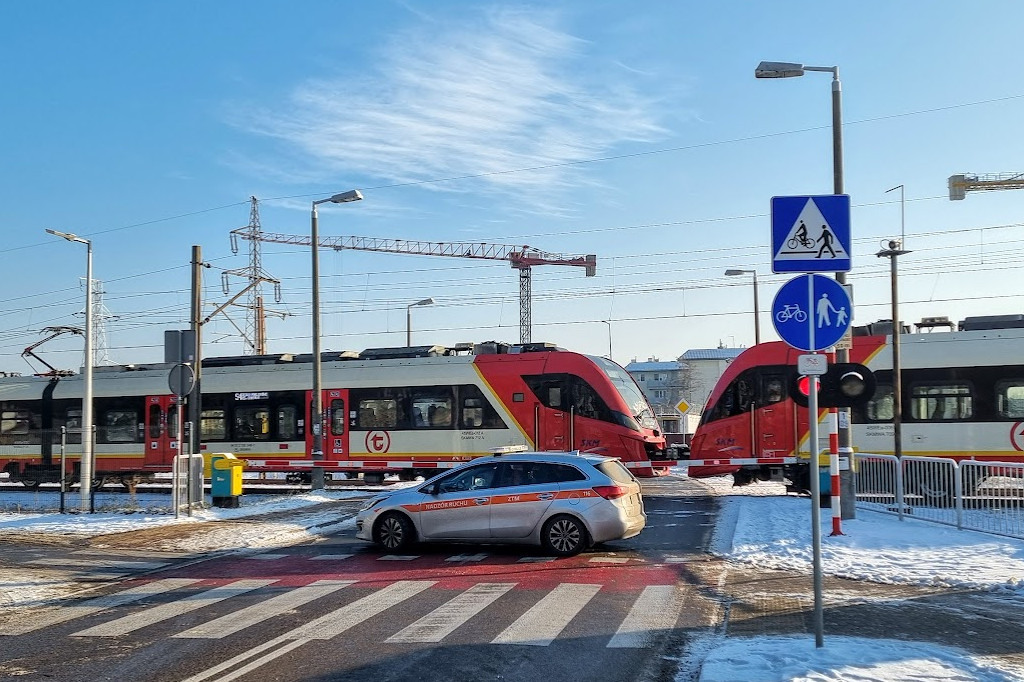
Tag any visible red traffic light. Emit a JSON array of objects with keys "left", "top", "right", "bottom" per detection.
[{"left": 790, "top": 363, "right": 876, "bottom": 408}]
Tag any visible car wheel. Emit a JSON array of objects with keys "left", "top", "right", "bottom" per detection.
[
  {"left": 542, "top": 515, "right": 589, "bottom": 557},
  {"left": 374, "top": 512, "right": 415, "bottom": 552}
]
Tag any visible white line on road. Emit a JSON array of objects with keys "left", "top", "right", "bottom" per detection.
[
  {"left": 71, "top": 579, "right": 276, "bottom": 637},
  {"left": 180, "top": 580, "right": 436, "bottom": 682},
  {"left": 386, "top": 583, "right": 515, "bottom": 643},
  {"left": 607, "top": 585, "right": 685, "bottom": 648},
  {"left": 2, "top": 578, "right": 200, "bottom": 636},
  {"left": 173, "top": 580, "right": 356, "bottom": 639},
  {"left": 492, "top": 583, "right": 602, "bottom": 646}
]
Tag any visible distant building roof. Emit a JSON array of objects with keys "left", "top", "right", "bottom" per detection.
[
  {"left": 624, "top": 360, "right": 681, "bottom": 373},
  {"left": 679, "top": 348, "right": 745, "bottom": 361}
]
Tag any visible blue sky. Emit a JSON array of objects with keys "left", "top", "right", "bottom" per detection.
[{"left": 2, "top": 2, "right": 1022, "bottom": 374}]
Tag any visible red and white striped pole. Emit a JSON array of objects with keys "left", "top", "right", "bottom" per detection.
[{"left": 828, "top": 406, "right": 843, "bottom": 535}]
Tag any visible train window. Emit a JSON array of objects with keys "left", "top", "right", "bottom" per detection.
[
  {"left": 148, "top": 404, "right": 162, "bottom": 439},
  {"left": 202, "top": 409, "right": 227, "bottom": 441},
  {"left": 357, "top": 398, "right": 398, "bottom": 429},
  {"left": 64, "top": 408, "right": 83, "bottom": 444},
  {"left": 762, "top": 376, "right": 785, "bottom": 405},
  {"left": 866, "top": 385, "right": 895, "bottom": 421},
  {"left": 996, "top": 381, "right": 1024, "bottom": 419},
  {"left": 736, "top": 378, "right": 754, "bottom": 413},
  {"left": 1, "top": 410, "right": 30, "bottom": 436},
  {"left": 329, "top": 399, "right": 345, "bottom": 436},
  {"left": 168, "top": 403, "right": 180, "bottom": 439},
  {"left": 275, "top": 405, "right": 298, "bottom": 440},
  {"left": 459, "top": 385, "right": 506, "bottom": 429},
  {"left": 411, "top": 387, "right": 454, "bottom": 429},
  {"left": 102, "top": 409, "right": 137, "bottom": 443},
  {"left": 524, "top": 374, "right": 624, "bottom": 427},
  {"left": 235, "top": 405, "right": 271, "bottom": 440},
  {"left": 910, "top": 383, "right": 973, "bottom": 420}
]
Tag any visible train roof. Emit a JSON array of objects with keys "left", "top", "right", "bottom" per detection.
[{"left": 0, "top": 340, "right": 571, "bottom": 386}]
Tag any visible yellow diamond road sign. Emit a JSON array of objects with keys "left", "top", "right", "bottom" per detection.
[{"left": 675, "top": 399, "right": 690, "bottom": 415}]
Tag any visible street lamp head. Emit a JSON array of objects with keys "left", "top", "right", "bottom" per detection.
[
  {"left": 410, "top": 297, "right": 434, "bottom": 308},
  {"left": 45, "top": 228, "right": 89, "bottom": 245},
  {"left": 755, "top": 61, "right": 805, "bottom": 78},
  {"left": 328, "top": 189, "right": 363, "bottom": 204},
  {"left": 725, "top": 269, "right": 752, "bottom": 276}
]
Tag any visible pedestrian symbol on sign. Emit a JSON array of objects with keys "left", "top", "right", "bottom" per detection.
[
  {"left": 771, "top": 195, "right": 851, "bottom": 273},
  {"left": 772, "top": 274, "right": 854, "bottom": 352}
]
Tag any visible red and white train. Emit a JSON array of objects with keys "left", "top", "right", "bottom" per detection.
[
  {"left": 0, "top": 342, "right": 667, "bottom": 488},
  {"left": 687, "top": 315, "right": 1024, "bottom": 490}
]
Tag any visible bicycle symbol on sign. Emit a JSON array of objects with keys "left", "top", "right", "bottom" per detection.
[
  {"left": 787, "top": 234, "right": 815, "bottom": 250},
  {"left": 775, "top": 304, "right": 807, "bottom": 323}
]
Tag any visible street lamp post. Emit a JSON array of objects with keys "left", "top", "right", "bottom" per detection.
[
  {"left": 406, "top": 297, "right": 434, "bottom": 346},
  {"left": 756, "top": 59, "right": 847, "bottom": 649},
  {"left": 725, "top": 269, "right": 761, "bottom": 345},
  {"left": 311, "top": 189, "right": 363, "bottom": 490},
  {"left": 46, "top": 229, "right": 93, "bottom": 512},
  {"left": 878, "top": 184, "right": 911, "bottom": 460}
]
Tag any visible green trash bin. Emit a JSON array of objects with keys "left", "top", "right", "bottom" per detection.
[{"left": 210, "top": 453, "right": 244, "bottom": 508}]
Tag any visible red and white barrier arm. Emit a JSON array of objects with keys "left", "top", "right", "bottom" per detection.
[
  {"left": 244, "top": 459, "right": 462, "bottom": 471},
  {"left": 625, "top": 457, "right": 800, "bottom": 469}
]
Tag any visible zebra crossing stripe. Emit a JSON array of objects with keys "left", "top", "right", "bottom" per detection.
[
  {"left": 295, "top": 580, "right": 436, "bottom": 640},
  {"left": 71, "top": 579, "right": 277, "bottom": 637},
  {"left": 173, "top": 580, "right": 357, "bottom": 639},
  {"left": 606, "top": 585, "right": 685, "bottom": 648},
  {"left": 2, "top": 578, "right": 201, "bottom": 636},
  {"left": 492, "top": 583, "right": 602, "bottom": 646},
  {"left": 386, "top": 583, "right": 516, "bottom": 643},
  {"left": 181, "top": 581, "right": 437, "bottom": 682}
]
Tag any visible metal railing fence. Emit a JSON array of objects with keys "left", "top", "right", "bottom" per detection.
[{"left": 854, "top": 454, "right": 1024, "bottom": 540}]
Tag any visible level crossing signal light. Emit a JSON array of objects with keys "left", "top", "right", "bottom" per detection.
[{"left": 791, "top": 363, "right": 876, "bottom": 408}]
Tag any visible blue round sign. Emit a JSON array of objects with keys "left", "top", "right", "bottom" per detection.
[{"left": 771, "top": 274, "right": 852, "bottom": 351}]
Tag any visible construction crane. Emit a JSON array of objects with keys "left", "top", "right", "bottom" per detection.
[
  {"left": 233, "top": 231, "right": 597, "bottom": 344},
  {"left": 949, "top": 173, "right": 1024, "bottom": 200}
]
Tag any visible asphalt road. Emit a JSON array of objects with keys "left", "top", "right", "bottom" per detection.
[{"left": 0, "top": 477, "right": 724, "bottom": 682}]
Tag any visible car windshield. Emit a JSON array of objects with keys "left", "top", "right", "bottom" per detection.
[{"left": 589, "top": 355, "right": 659, "bottom": 430}]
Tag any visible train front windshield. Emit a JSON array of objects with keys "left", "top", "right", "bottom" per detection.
[{"left": 589, "top": 356, "right": 660, "bottom": 431}]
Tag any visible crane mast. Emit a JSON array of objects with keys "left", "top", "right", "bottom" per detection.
[{"left": 234, "top": 230, "right": 596, "bottom": 344}]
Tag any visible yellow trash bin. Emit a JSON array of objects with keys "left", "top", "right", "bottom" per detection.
[{"left": 209, "top": 453, "right": 244, "bottom": 508}]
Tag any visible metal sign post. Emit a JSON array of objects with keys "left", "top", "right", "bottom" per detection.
[{"left": 168, "top": 361, "right": 196, "bottom": 518}]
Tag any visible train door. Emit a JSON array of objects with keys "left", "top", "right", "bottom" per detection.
[
  {"left": 532, "top": 389, "right": 568, "bottom": 451},
  {"left": 305, "top": 389, "right": 349, "bottom": 459},
  {"left": 324, "top": 389, "right": 349, "bottom": 459},
  {"left": 754, "top": 372, "right": 796, "bottom": 456},
  {"left": 144, "top": 395, "right": 177, "bottom": 466}
]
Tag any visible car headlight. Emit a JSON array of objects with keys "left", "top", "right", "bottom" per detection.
[{"left": 359, "top": 496, "right": 384, "bottom": 512}]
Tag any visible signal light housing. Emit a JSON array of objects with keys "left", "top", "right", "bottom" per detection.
[{"left": 790, "top": 363, "right": 877, "bottom": 408}]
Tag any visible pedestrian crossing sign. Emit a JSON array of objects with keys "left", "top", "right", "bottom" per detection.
[{"left": 771, "top": 195, "right": 851, "bottom": 273}]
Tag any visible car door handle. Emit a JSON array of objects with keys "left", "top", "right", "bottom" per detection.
[{"left": 474, "top": 497, "right": 490, "bottom": 506}]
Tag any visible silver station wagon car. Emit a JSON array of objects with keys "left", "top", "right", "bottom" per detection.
[{"left": 355, "top": 452, "right": 646, "bottom": 556}]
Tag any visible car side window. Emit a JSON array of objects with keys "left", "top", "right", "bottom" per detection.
[{"left": 438, "top": 464, "right": 499, "bottom": 494}]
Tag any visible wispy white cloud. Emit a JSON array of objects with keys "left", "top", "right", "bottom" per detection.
[{"left": 238, "top": 7, "right": 665, "bottom": 207}]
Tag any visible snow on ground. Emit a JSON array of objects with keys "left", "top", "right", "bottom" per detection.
[
  {"left": 688, "top": 474, "right": 1024, "bottom": 682},
  {"left": 4, "top": 476, "right": 1024, "bottom": 680}
]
